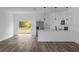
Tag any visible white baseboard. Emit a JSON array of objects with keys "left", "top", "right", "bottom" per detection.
[{"left": 0, "top": 35, "right": 13, "bottom": 41}]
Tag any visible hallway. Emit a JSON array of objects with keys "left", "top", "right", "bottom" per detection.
[{"left": 0, "top": 34, "right": 79, "bottom": 52}]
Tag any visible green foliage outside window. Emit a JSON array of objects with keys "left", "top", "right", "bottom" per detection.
[{"left": 19, "top": 20, "right": 31, "bottom": 29}]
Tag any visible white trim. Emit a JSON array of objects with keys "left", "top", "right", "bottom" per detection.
[{"left": 0, "top": 35, "right": 13, "bottom": 41}]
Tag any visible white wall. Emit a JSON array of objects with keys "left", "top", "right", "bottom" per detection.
[
  {"left": 71, "top": 8, "right": 79, "bottom": 32},
  {"left": 0, "top": 10, "right": 13, "bottom": 41}
]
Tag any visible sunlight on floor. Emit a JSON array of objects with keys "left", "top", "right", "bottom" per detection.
[
  {"left": 17, "top": 34, "right": 32, "bottom": 39},
  {"left": 18, "top": 28, "right": 31, "bottom": 34}
]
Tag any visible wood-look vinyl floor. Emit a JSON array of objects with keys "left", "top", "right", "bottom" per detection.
[{"left": 0, "top": 34, "right": 79, "bottom": 52}]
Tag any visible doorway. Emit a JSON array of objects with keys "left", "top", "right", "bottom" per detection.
[{"left": 18, "top": 20, "right": 31, "bottom": 34}]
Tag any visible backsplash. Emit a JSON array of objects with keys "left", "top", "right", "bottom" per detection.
[{"left": 43, "top": 11, "right": 73, "bottom": 31}]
